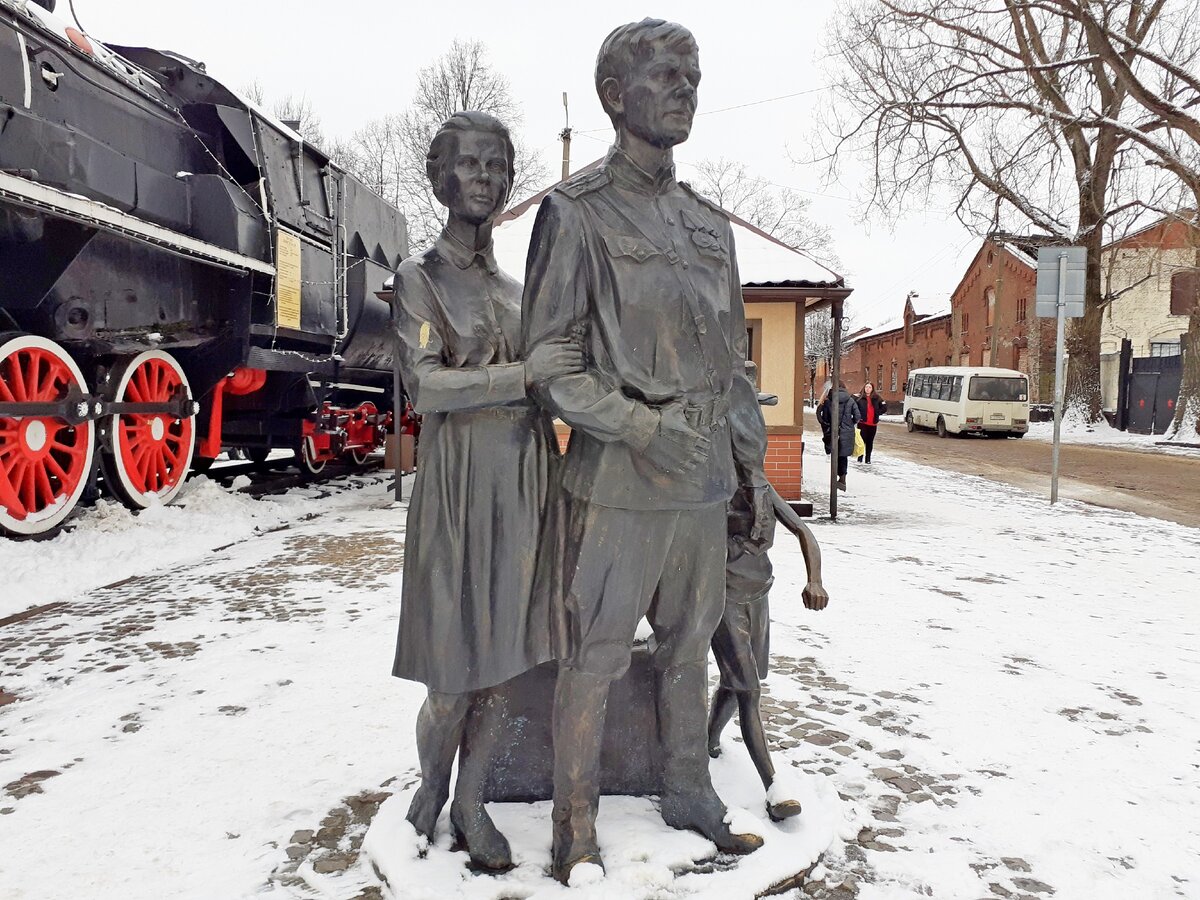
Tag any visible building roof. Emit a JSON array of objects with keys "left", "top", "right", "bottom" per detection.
[
  {"left": 849, "top": 308, "right": 950, "bottom": 345},
  {"left": 491, "top": 161, "right": 845, "bottom": 290}
]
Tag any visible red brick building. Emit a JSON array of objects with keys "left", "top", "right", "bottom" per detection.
[
  {"left": 951, "top": 241, "right": 1054, "bottom": 402},
  {"left": 832, "top": 241, "right": 1055, "bottom": 410},
  {"left": 841, "top": 294, "right": 952, "bottom": 408}
]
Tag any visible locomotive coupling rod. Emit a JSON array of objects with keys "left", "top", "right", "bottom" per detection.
[
  {"left": 0, "top": 389, "right": 96, "bottom": 425},
  {"left": 98, "top": 397, "right": 201, "bottom": 420},
  {"left": 0, "top": 395, "right": 199, "bottom": 423}
]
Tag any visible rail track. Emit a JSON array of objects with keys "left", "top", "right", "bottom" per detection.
[{"left": 193, "top": 452, "right": 387, "bottom": 498}]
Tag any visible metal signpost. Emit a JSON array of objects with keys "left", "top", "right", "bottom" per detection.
[{"left": 1035, "top": 247, "right": 1087, "bottom": 504}]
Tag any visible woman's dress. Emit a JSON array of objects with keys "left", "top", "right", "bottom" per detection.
[{"left": 390, "top": 232, "right": 557, "bottom": 694}]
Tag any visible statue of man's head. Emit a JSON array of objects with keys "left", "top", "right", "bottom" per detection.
[
  {"left": 595, "top": 18, "right": 700, "bottom": 150},
  {"left": 425, "top": 110, "right": 516, "bottom": 224}
]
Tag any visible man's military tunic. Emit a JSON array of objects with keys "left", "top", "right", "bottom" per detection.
[{"left": 522, "top": 147, "right": 768, "bottom": 677}]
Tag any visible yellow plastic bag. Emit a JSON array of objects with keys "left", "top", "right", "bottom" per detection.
[{"left": 853, "top": 427, "right": 866, "bottom": 459}]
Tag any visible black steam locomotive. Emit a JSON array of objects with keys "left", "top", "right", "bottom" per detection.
[{"left": 0, "top": 0, "right": 407, "bottom": 536}]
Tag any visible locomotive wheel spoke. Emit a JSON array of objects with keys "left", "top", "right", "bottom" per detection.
[
  {"left": 102, "top": 351, "right": 195, "bottom": 509},
  {"left": 0, "top": 336, "right": 95, "bottom": 537}
]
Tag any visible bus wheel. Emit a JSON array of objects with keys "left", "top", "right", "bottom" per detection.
[
  {"left": 1013, "top": 432, "right": 1025, "bottom": 439},
  {"left": 936, "top": 416, "right": 948, "bottom": 438},
  {"left": 906, "top": 412, "right": 916, "bottom": 433}
]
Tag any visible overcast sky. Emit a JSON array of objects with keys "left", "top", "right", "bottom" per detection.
[{"left": 69, "top": 0, "right": 981, "bottom": 328}]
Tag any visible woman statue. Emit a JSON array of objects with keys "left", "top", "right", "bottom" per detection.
[{"left": 391, "top": 111, "right": 583, "bottom": 870}]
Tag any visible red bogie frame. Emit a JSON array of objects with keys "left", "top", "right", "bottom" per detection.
[
  {"left": 300, "top": 400, "right": 390, "bottom": 473},
  {"left": 101, "top": 350, "right": 196, "bottom": 508},
  {"left": 0, "top": 335, "right": 96, "bottom": 536}
]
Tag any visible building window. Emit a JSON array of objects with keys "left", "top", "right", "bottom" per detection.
[
  {"left": 1171, "top": 271, "right": 1199, "bottom": 316},
  {"left": 962, "top": 312, "right": 970, "bottom": 334},
  {"left": 1017, "top": 297, "right": 1027, "bottom": 322},
  {"left": 1150, "top": 341, "right": 1182, "bottom": 357},
  {"left": 987, "top": 249, "right": 995, "bottom": 267},
  {"left": 946, "top": 355, "right": 953, "bottom": 365},
  {"left": 890, "top": 361, "right": 898, "bottom": 391},
  {"left": 745, "top": 319, "right": 764, "bottom": 386},
  {"left": 877, "top": 364, "right": 883, "bottom": 386},
  {"left": 985, "top": 287, "right": 996, "bottom": 327}
]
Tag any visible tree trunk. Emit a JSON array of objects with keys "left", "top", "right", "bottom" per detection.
[
  {"left": 1063, "top": 233, "right": 1106, "bottom": 423},
  {"left": 1065, "top": 305, "right": 1103, "bottom": 422},
  {"left": 1167, "top": 289, "right": 1200, "bottom": 442}
]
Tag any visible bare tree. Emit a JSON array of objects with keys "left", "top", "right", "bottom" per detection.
[
  {"left": 689, "top": 158, "right": 839, "bottom": 266},
  {"left": 240, "top": 82, "right": 326, "bottom": 146},
  {"left": 346, "top": 40, "right": 548, "bottom": 250},
  {"left": 824, "top": 0, "right": 1180, "bottom": 422},
  {"left": 804, "top": 310, "right": 856, "bottom": 404},
  {"left": 339, "top": 115, "right": 406, "bottom": 208},
  {"left": 1030, "top": 0, "right": 1200, "bottom": 438},
  {"left": 271, "top": 95, "right": 325, "bottom": 146}
]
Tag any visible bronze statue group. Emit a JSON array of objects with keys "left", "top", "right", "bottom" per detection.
[{"left": 390, "top": 18, "right": 829, "bottom": 886}]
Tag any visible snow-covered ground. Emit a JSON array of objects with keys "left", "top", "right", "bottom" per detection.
[
  {"left": 1, "top": 448, "right": 1197, "bottom": 899},
  {"left": 0, "top": 469, "right": 393, "bottom": 620}
]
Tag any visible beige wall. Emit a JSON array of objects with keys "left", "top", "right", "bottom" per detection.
[
  {"left": 1102, "top": 244, "right": 1191, "bottom": 356},
  {"left": 745, "top": 301, "right": 796, "bottom": 427},
  {"left": 1100, "top": 244, "right": 1191, "bottom": 409}
]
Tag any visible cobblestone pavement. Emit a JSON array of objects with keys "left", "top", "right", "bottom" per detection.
[{"left": 2, "top": 471, "right": 1193, "bottom": 898}]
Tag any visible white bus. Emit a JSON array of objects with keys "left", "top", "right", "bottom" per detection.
[{"left": 903, "top": 367, "right": 1030, "bottom": 438}]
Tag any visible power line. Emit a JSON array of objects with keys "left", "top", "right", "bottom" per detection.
[
  {"left": 577, "top": 88, "right": 823, "bottom": 134},
  {"left": 572, "top": 131, "right": 855, "bottom": 204}
]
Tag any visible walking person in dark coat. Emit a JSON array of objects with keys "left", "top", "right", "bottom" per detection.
[
  {"left": 391, "top": 111, "right": 584, "bottom": 871},
  {"left": 816, "top": 382, "right": 862, "bottom": 491},
  {"left": 855, "top": 382, "right": 886, "bottom": 463},
  {"left": 817, "top": 383, "right": 832, "bottom": 455}
]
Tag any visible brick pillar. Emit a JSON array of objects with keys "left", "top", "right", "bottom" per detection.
[
  {"left": 556, "top": 425, "right": 806, "bottom": 500},
  {"left": 765, "top": 434, "right": 804, "bottom": 501}
]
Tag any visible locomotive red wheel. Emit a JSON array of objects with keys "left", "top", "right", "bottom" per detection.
[
  {"left": 101, "top": 351, "right": 196, "bottom": 508},
  {"left": 299, "top": 438, "right": 327, "bottom": 476},
  {"left": 0, "top": 335, "right": 96, "bottom": 537}
]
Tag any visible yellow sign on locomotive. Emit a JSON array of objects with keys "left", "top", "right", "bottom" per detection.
[{"left": 275, "top": 230, "right": 302, "bottom": 329}]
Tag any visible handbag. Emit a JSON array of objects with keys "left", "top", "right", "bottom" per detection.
[{"left": 853, "top": 427, "right": 866, "bottom": 459}]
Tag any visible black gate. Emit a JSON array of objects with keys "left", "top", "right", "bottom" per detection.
[{"left": 1125, "top": 354, "right": 1183, "bottom": 434}]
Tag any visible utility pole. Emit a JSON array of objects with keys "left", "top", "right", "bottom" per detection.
[
  {"left": 1050, "top": 251, "right": 1068, "bottom": 504},
  {"left": 560, "top": 92, "right": 572, "bottom": 181},
  {"left": 829, "top": 298, "right": 844, "bottom": 520},
  {"left": 1034, "top": 246, "right": 1086, "bottom": 505}
]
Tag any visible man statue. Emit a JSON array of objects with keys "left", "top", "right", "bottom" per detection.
[{"left": 522, "top": 18, "right": 773, "bottom": 884}]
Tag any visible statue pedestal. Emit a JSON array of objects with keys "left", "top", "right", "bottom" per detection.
[{"left": 479, "top": 644, "right": 663, "bottom": 802}]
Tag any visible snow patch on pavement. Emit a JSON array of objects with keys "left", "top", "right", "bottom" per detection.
[{"left": 0, "top": 473, "right": 390, "bottom": 619}]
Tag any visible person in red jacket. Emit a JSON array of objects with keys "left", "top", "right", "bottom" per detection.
[{"left": 855, "top": 382, "right": 887, "bottom": 464}]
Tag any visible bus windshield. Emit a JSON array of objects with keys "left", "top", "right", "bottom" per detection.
[{"left": 968, "top": 376, "right": 1027, "bottom": 402}]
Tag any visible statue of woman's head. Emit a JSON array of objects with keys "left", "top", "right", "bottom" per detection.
[{"left": 426, "top": 111, "right": 516, "bottom": 225}]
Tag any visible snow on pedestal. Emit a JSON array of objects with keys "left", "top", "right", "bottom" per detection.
[{"left": 362, "top": 745, "right": 843, "bottom": 900}]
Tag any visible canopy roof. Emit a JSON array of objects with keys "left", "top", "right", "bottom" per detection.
[{"left": 492, "top": 161, "right": 845, "bottom": 290}]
